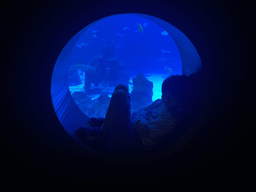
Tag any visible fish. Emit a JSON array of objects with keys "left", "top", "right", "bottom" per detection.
[
  {"left": 155, "top": 56, "right": 171, "bottom": 63},
  {"left": 91, "top": 29, "right": 98, "bottom": 33},
  {"left": 161, "top": 30, "right": 169, "bottom": 35},
  {"left": 76, "top": 43, "right": 88, "bottom": 48},
  {"left": 116, "top": 33, "right": 124, "bottom": 37},
  {"left": 80, "top": 43, "right": 88, "bottom": 46},
  {"left": 91, "top": 83, "right": 115, "bottom": 93},
  {"left": 70, "top": 64, "right": 95, "bottom": 72},
  {"left": 165, "top": 66, "right": 173, "bottom": 74},
  {"left": 102, "top": 86, "right": 115, "bottom": 93},
  {"left": 137, "top": 22, "right": 143, "bottom": 33},
  {"left": 143, "top": 23, "right": 148, "bottom": 27},
  {"left": 161, "top": 49, "right": 171, "bottom": 54},
  {"left": 93, "top": 34, "right": 98, "bottom": 39},
  {"left": 76, "top": 44, "right": 83, "bottom": 48},
  {"left": 122, "top": 26, "right": 129, "bottom": 30},
  {"left": 91, "top": 94, "right": 100, "bottom": 101}
]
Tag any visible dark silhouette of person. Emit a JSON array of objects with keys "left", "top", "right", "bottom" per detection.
[{"left": 76, "top": 72, "right": 205, "bottom": 156}]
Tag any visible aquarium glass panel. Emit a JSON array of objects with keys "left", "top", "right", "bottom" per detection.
[{"left": 67, "top": 14, "right": 182, "bottom": 118}]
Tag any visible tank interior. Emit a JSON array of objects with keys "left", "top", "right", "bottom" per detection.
[{"left": 51, "top": 13, "right": 201, "bottom": 139}]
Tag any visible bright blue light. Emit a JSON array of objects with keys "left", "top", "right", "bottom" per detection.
[
  {"left": 51, "top": 13, "right": 201, "bottom": 138},
  {"left": 65, "top": 14, "right": 182, "bottom": 118}
]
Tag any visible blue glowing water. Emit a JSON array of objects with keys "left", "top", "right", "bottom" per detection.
[
  {"left": 67, "top": 14, "right": 182, "bottom": 118},
  {"left": 69, "top": 73, "right": 167, "bottom": 101}
]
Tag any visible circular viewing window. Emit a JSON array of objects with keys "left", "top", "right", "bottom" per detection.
[
  {"left": 51, "top": 13, "right": 201, "bottom": 158},
  {"left": 68, "top": 14, "right": 182, "bottom": 118}
]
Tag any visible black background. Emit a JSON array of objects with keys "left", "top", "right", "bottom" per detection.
[{"left": 3, "top": 0, "right": 253, "bottom": 182}]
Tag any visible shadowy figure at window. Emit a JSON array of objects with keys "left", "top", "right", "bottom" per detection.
[{"left": 75, "top": 70, "right": 205, "bottom": 157}]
